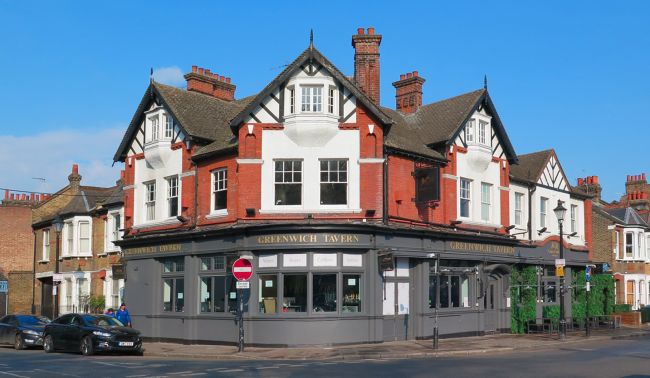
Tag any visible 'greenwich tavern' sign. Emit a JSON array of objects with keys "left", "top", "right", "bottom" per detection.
[
  {"left": 253, "top": 233, "right": 371, "bottom": 247},
  {"left": 447, "top": 241, "right": 515, "bottom": 255},
  {"left": 124, "top": 243, "right": 184, "bottom": 256}
]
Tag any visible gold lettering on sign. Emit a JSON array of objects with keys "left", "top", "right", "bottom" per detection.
[
  {"left": 125, "top": 244, "right": 183, "bottom": 256},
  {"left": 449, "top": 241, "right": 515, "bottom": 255},
  {"left": 548, "top": 242, "right": 560, "bottom": 257},
  {"left": 256, "top": 234, "right": 361, "bottom": 245}
]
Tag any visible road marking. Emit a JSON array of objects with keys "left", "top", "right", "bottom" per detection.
[
  {"left": 205, "top": 368, "right": 228, "bottom": 371},
  {"left": 34, "top": 368, "right": 83, "bottom": 377},
  {"left": 168, "top": 372, "right": 194, "bottom": 375},
  {"left": 0, "top": 372, "right": 29, "bottom": 378},
  {"left": 255, "top": 366, "right": 279, "bottom": 370},
  {"left": 181, "top": 374, "right": 207, "bottom": 377},
  {"left": 218, "top": 369, "right": 244, "bottom": 373},
  {"left": 126, "top": 375, "right": 149, "bottom": 377}
]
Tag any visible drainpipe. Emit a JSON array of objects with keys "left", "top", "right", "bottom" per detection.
[
  {"left": 383, "top": 147, "right": 389, "bottom": 225},
  {"left": 192, "top": 160, "right": 199, "bottom": 229},
  {"left": 527, "top": 184, "right": 537, "bottom": 241},
  {"left": 31, "top": 230, "right": 37, "bottom": 314}
]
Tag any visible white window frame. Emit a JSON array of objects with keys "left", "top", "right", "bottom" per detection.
[
  {"left": 614, "top": 231, "right": 620, "bottom": 256},
  {"left": 480, "top": 182, "right": 491, "bottom": 222},
  {"left": 288, "top": 87, "right": 295, "bottom": 114},
  {"left": 478, "top": 120, "right": 488, "bottom": 145},
  {"left": 274, "top": 159, "right": 303, "bottom": 207},
  {"left": 149, "top": 114, "right": 160, "bottom": 142},
  {"left": 570, "top": 204, "right": 578, "bottom": 233},
  {"left": 64, "top": 222, "right": 74, "bottom": 257},
  {"left": 638, "top": 233, "right": 644, "bottom": 260},
  {"left": 164, "top": 113, "right": 174, "bottom": 139},
  {"left": 105, "top": 211, "right": 122, "bottom": 253},
  {"left": 514, "top": 193, "right": 524, "bottom": 226},
  {"left": 301, "top": 86, "right": 323, "bottom": 113},
  {"left": 625, "top": 232, "right": 634, "bottom": 258},
  {"left": 145, "top": 181, "right": 156, "bottom": 221},
  {"left": 78, "top": 220, "right": 91, "bottom": 256},
  {"left": 465, "top": 119, "right": 475, "bottom": 143},
  {"left": 459, "top": 178, "right": 471, "bottom": 218},
  {"left": 540, "top": 197, "right": 548, "bottom": 228},
  {"left": 166, "top": 176, "right": 179, "bottom": 218},
  {"left": 319, "top": 159, "right": 348, "bottom": 206},
  {"left": 211, "top": 168, "right": 228, "bottom": 216},
  {"left": 42, "top": 229, "right": 50, "bottom": 261},
  {"left": 646, "top": 235, "right": 650, "bottom": 261},
  {"left": 328, "top": 86, "right": 335, "bottom": 114}
]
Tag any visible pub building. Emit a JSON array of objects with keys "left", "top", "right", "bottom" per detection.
[{"left": 114, "top": 28, "right": 593, "bottom": 345}]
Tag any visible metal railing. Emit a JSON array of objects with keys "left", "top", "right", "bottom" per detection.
[{"left": 527, "top": 315, "right": 621, "bottom": 335}]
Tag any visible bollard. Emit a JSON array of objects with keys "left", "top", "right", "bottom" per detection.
[{"left": 433, "top": 325, "right": 439, "bottom": 349}]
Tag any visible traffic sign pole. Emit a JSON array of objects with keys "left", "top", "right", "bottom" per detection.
[{"left": 232, "top": 258, "right": 253, "bottom": 353}]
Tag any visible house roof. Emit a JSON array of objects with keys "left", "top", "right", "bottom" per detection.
[
  {"left": 510, "top": 149, "right": 554, "bottom": 183},
  {"left": 113, "top": 82, "right": 253, "bottom": 162},
  {"left": 602, "top": 207, "right": 648, "bottom": 227},
  {"left": 228, "top": 45, "right": 394, "bottom": 131}
]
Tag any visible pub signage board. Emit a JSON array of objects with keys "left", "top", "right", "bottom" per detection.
[{"left": 250, "top": 233, "right": 371, "bottom": 248}]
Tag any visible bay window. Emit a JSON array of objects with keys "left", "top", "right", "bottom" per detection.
[
  {"left": 274, "top": 160, "right": 302, "bottom": 206},
  {"left": 164, "top": 114, "right": 174, "bottom": 139},
  {"left": 65, "top": 222, "right": 73, "bottom": 256},
  {"left": 328, "top": 87, "right": 335, "bottom": 114},
  {"left": 320, "top": 159, "right": 347, "bottom": 205},
  {"left": 478, "top": 121, "right": 488, "bottom": 145},
  {"left": 289, "top": 87, "right": 295, "bottom": 114},
  {"left": 149, "top": 115, "right": 159, "bottom": 142},
  {"left": 78, "top": 221, "right": 90, "bottom": 255},
  {"left": 301, "top": 86, "right": 322, "bottom": 112},
  {"left": 570, "top": 205, "right": 577, "bottom": 233},
  {"left": 626, "top": 232, "right": 634, "bottom": 258},
  {"left": 465, "top": 119, "right": 475, "bottom": 143}
]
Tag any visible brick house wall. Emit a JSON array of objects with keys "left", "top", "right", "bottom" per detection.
[{"left": 591, "top": 209, "right": 614, "bottom": 265}]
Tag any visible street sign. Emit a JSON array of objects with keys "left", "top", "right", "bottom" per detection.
[
  {"left": 556, "top": 266, "right": 565, "bottom": 277},
  {"left": 53, "top": 273, "right": 63, "bottom": 283},
  {"left": 232, "top": 258, "right": 253, "bottom": 281},
  {"left": 555, "top": 259, "right": 565, "bottom": 267},
  {"left": 0, "top": 281, "right": 7, "bottom": 293},
  {"left": 586, "top": 282, "right": 591, "bottom": 292},
  {"left": 585, "top": 266, "right": 592, "bottom": 282},
  {"left": 236, "top": 281, "right": 250, "bottom": 289}
]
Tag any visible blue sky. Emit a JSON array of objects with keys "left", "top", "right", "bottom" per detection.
[{"left": 0, "top": 1, "right": 648, "bottom": 201}]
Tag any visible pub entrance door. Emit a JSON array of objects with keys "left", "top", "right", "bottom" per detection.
[{"left": 382, "top": 258, "right": 410, "bottom": 341}]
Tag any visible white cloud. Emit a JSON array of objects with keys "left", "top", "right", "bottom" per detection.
[
  {"left": 0, "top": 127, "right": 126, "bottom": 195},
  {"left": 153, "top": 66, "right": 186, "bottom": 87}
]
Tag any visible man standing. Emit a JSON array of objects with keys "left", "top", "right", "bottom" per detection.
[{"left": 116, "top": 303, "right": 132, "bottom": 327}]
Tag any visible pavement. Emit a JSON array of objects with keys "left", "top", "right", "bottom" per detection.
[{"left": 142, "top": 324, "right": 650, "bottom": 361}]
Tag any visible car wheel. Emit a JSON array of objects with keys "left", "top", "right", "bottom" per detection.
[
  {"left": 43, "top": 335, "right": 54, "bottom": 353},
  {"left": 14, "top": 334, "right": 25, "bottom": 350},
  {"left": 81, "top": 336, "right": 94, "bottom": 356}
]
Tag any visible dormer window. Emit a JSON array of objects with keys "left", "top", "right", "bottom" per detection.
[
  {"left": 328, "top": 87, "right": 335, "bottom": 114},
  {"left": 465, "top": 120, "right": 475, "bottom": 143},
  {"left": 149, "top": 115, "right": 160, "bottom": 142},
  {"left": 478, "top": 121, "right": 488, "bottom": 145},
  {"left": 465, "top": 118, "right": 491, "bottom": 147},
  {"left": 289, "top": 87, "right": 295, "bottom": 114},
  {"left": 301, "top": 86, "right": 322, "bottom": 112},
  {"left": 146, "top": 110, "right": 175, "bottom": 143},
  {"left": 164, "top": 114, "right": 174, "bottom": 138}
]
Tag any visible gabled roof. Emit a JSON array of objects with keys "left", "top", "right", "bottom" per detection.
[
  {"left": 114, "top": 82, "right": 253, "bottom": 162},
  {"left": 603, "top": 207, "right": 648, "bottom": 227},
  {"left": 384, "top": 88, "right": 517, "bottom": 163},
  {"left": 381, "top": 107, "right": 446, "bottom": 161},
  {"left": 510, "top": 149, "right": 554, "bottom": 183},
  {"left": 228, "top": 46, "right": 394, "bottom": 131}
]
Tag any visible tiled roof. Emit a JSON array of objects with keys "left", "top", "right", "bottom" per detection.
[
  {"left": 603, "top": 207, "right": 648, "bottom": 226},
  {"left": 510, "top": 149, "right": 553, "bottom": 183}
]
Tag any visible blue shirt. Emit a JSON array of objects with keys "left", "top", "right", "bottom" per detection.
[{"left": 115, "top": 308, "right": 131, "bottom": 325}]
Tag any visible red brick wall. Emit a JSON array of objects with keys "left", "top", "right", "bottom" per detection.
[
  {"left": 197, "top": 155, "right": 238, "bottom": 225},
  {"left": 0, "top": 205, "right": 34, "bottom": 275}
]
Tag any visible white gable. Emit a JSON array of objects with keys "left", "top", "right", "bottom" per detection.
[
  {"left": 454, "top": 109, "right": 505, "bottom": 159},
  {"left": 538, "top": 154, "right": 569, "bottom": 191},
  {"left": 126, "top": 105, "right": 185, "bottom": 157}
]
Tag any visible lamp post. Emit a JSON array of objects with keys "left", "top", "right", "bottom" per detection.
[
  {"left": 553, "top": 200, "right": 567, "bottom": 340},
  {"left": 52, "top": 217, "right": 64, "bottom": 319}
]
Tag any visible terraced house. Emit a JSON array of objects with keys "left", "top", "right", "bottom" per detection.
[{"left": 114, "top": 28, "right": 593, "bottom": 345}]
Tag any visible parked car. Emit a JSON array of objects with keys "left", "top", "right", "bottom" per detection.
[
  {"left": 0, "top": 314, "right": 50, "bottom": 350},
  {"left": 43, "top": 313, "right": 143, "bottom": 356}
]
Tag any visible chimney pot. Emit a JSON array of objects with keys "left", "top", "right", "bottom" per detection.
[
  {"left": 226, "top": 77, "right": 231, "bottom": 84},
  {"left": 406, "top": 72, "right": 413, "bottom": 78},
  {"left": 413, "top": 71, "right": 419, "bottom": 77},
  {"left": 368, "top": 27, "right": 375, "bottom": 35},
  {"left": 219, "top": 75, "right": 225, "bottom": 82},
  {"left": 627, "top": 175, "right": 631, "bottom": 182},
  {"left": 205, "top": 69, "right": 211, "bottom": 76},
  {"left": 192, "top": 65, "right": 197, "bottom": 73},
  {"left": 357, "top": 27, "right": 364, "bottom": 35},
  {"left": 72, "top": 164, "right": 79, "bottom": 174},
  {"left": 593, "top": 176, "right": 599, "bottom": 184},
  {"left": 400, "top": 74, "right": 406, "bottom": 80},
  {"left": 577, "top": 178, "right": 584, "bottom": 186},
  {"left": 3, "top": 190, "right": 8, "bottom": 200},
  {"left": 198, "top": 68, "right": 204, "bottom": 74}
]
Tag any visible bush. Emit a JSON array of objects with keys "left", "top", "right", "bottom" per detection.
[
  {"left": 511, "top": 265, "right": 538, "bottom": 333},
  {"left": 613, "top": 304, "right": 632, "bottom": 313},
  {"left": 88, "top": 296, "right": 106, "bottom": 313},
  {"left": 543, "top": 305, "right": 560, "bottom": 320}
]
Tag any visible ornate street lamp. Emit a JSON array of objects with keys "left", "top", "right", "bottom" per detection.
[
  {"left": 52, "top": 216, "right": 64, "bottom": 319},
  {"left": 553, "top": 200, "right": 567, "bottom": 340}
]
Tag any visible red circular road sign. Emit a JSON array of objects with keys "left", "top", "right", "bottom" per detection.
[{"left": 232, "top": 258, "right": 253, "bottom": 281}]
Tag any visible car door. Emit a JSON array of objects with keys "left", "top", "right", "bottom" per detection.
[
  {"left": 0, "top": 316, "right": 12, "bottom": 344},
  {"left": 49, "top": 315, "right": 70, "bottom": 350},
  {"left": 68, "top": 316, "right": 84, "bottom": 351}
]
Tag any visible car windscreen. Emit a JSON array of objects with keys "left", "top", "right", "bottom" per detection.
[
  {"left": 81, "top": 315, "right": 125, "bottom": 327},
  {"left": 17, "top": 315, "right": 50, "bottom": 326}
]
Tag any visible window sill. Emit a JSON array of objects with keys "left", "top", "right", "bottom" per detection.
[
  {"left": 132, "top": 218, "right": 181, "bottom": 229},
  {"left": 206, "top": 210, "right": 228, "bottom": 219},
  {"left": 37, "top": 259, "right": 49, "bottom": 264},
  {"left": 455, "top": 219, "right": 502, "bottom": 228},
  {"left": 259, "top": 208, "right": 362, "bottom": 214},
  {"left": 62, "top": 254, "right": 93, "bottom": 260}
]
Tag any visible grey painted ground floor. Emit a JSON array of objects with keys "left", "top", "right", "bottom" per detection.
[{"left": 120, "top": 224, "right": 590, "bottom": 346}]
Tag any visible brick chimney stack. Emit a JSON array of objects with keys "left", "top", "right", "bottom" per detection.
[
  {"left": 575, "top": 176, "right": 602, "bottom": 203},
  {"left": 68, "top": 163, "right": 82, "bottom": 192},
  {"left": 392, "top": 71, "right": 425, "bottom": 114},
  {"left": 624, "top": 173, "right": 649, "bottom": 211},
  {"left": 184, "top": 66, "right": 236, "bottom": 101},
  {"left": 352, "top": 27, "right": 382, "bottom": 104}
]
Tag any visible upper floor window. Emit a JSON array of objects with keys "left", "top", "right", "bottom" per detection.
[
  {"left": 301, "top": 86, "right": 322, "bottom": 112},
  {"left": 540, "top": 197, "right": 548, "bottom": 228},
  {"left": 465, "top": 120, "right": 475, "bottom": 143},
  {"left": 289, "top": 87, "right": 295, "bottom": 114},
  {"left": 65, "top": 222, "right": 74, "bottom": 256},
  {"left": 275, "top": 160, "right": 302, "bottom": 206},
  {"left": 42, "top": 230, "right": 50, "bottom": 261},
  {"left": 106, "top": 212, "right": 121, "bottom": 251},
  {"left": 570, "top": 205, "right": 577, "bottom": 233},
  {"left": 647, "top": 235, "right": 650, "bottom": 259},
  {"left": 480, "top": 183, "right": 491, "bottom": 222},
  {"left": 166, "top": 176, "right": 179, "bottom": 218},
  {"left": 614, "top": 231, "right": 620, "bottom": 258},
  {"left": 638, "top": 233, "right": 644, "bottom": 259},
  {"left": 78, "top": 221, "right": 90, "bottom": 255},
  {"left": 514, "top": 193, "right": 524, "bottom": 226},
  {"left": 328, "top": 87, "right": 335, "bottom": 114},
  {"left": 212, "top": 168, "right": 228, "bottom": 212},
  {"left": 625, "top": 232, "right": 634, "bottom": 258},
  {"left": 149, "top": 115, "right": 159, "bottom": 142},
  {"left": 145, "top": 181, "right": 156, "bottom": 221},
  {"left": 164, "top": 114, "right": 174, "bottom": 139},
  {"left": 320, "top": 159, "right": 347, "bottom": 205},
  {"left": 478, "top": 121, "right": 488, "bottom": 145},
  {"left": 459, "top": 178, "right": 471, "bottom": 218}
]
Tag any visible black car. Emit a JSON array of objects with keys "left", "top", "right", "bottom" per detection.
[
  {"left": 43, "top": 313, "right": 143, "bottom": 356},
  {"left": 0, "top": 315, "right": 50, "bottom": 349}
]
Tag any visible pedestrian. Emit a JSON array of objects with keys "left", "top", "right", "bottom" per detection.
[
  {"left": 104, "top": 308, "right": 115, "bottom": 317},
  {"left": 116, "top": 303, "right": 132, "bottom": 327}
]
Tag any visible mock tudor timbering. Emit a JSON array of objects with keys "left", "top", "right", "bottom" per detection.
[{"left": 113, "top": 28, "right": 593, "bottom": 346}]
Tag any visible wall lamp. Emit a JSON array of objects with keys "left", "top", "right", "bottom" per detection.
[
  {"left": 176, "top": 215, "right": 189, "bottom": 223},
  {"left": 537, "top": 227, "right": 547, "bottom": 236}
]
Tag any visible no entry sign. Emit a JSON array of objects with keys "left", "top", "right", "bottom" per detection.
[{"left": 232, "top": 258, "right": 253, "bottom": 281}]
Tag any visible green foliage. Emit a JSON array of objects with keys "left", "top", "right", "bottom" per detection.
[
  {"left": 613, "top": 304, "right": 632, "bottom": 313},
  {"left": 570, "top": 271, "right": 615, "bottom": 318},
  {"left": 543, "top": 305, "right": 560, "bottom": 320},
  {"left": 88, "top": 296, "right": 106, "bottom": 313},
  {"left": 510, "top": 265, "right": 538, "bottom": 334}
]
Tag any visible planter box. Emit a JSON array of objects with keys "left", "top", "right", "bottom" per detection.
[{"left": 613, "top": 312, "right": 641, "bottom": 326}]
